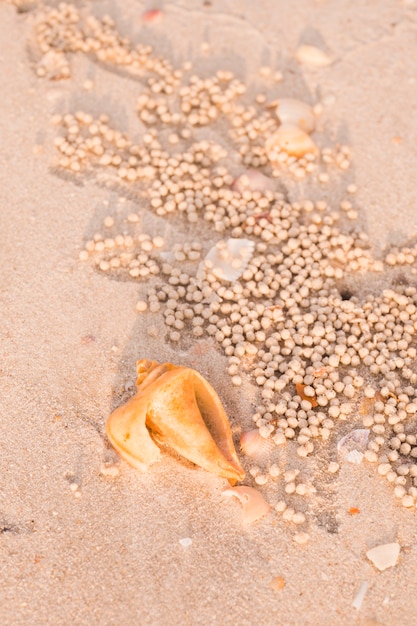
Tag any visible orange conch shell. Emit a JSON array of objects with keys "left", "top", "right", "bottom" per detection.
[{"left": 106, "top": 359, "right": 245, "bottom": 482}]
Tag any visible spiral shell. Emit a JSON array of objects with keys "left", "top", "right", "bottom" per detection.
[
  {"left": 240, "top": 429, "right": 274, "bottom": 461},
  {"left": 106, "top": 359, "right": 245, "bottom": 482}
]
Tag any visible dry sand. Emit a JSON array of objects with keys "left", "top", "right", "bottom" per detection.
[{"left": 1, "top": 1, "right": 417, "bottom": 624}]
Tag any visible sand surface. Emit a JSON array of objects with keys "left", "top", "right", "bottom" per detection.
[{"left": 2, "top": 1, "right": 417, "bottom": 624}]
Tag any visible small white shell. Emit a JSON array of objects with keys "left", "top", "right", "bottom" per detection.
[
  {"left": 296, "top": 45, "right": 333, "bottom": 67},
  {"left": 200, "top": 238, "right": 255, "bottom": 282},
  {"left": 231, "top": 169, "right": 275, "bottom": 194},
  {"left": 273, "top": 98, "right": 316, "bottom": 134},
  {"left": 266, "top": 124, "right": 318, "bottom": 160},
  {"left": 240, "top": 429, "right": 274, "bottom": 461},
  {"left": 337, "top": 429, "right": 370, "bottom": 458}
]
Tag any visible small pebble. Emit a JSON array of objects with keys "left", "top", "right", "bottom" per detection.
[
  {"left": 328, "top": 462, "right": 339, "bottom": 474},
  {"left": 100, "top": 464, "right": 120, "bottom": 477},
  {"left": 136, "top": 300, "right": 148, "bottom": 312}
]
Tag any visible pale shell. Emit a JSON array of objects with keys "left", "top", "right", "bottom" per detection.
[
  {"left": 231, "top": 169, "right": 275, "bottom": 194},
  {"left": 240, "top": 429, "right": 274, "bottom": 461},
  {"left": 265, "top": 124, "right": 318, "bottom": 160},
  {"left": 337, "top": 429, "right": 370, "bottom": 458},
  {"left": 222, "top": 486, "right": 271, "bottom": 524},
  {"left": 200, "top": 238, "right": 255, "bottom": 282},
  {"left": 345, "top": 450, "right": 364, "bottom": 465},
  {"left": 295, "top": 44, "right": 333, "bottom": 67},
  {"left": 273, "top": 98, "right": 316, "bottom": 134},
  {"left": 366, "top": 542, "right": 400, "bottom": 571}
]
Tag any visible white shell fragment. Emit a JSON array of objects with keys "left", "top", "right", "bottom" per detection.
[
  {"left": 352, "top": 580, "right": 368, "bottom": 610},
  {"left": 266, "top": 124, "right": 318, "bottom": 159},
  {"left": 201, "top": 238, "right": 255, "bottom": 282},
  {"left": 337, "top": 429, "right": 370, "bottom": 461},
  {"left": 345, "top": 450, "right": 364, "bottom": 465},
  {"left": 273, "top": 98, "right": 316, "bottom": 134},
  {"left": 366, "top": 542, "right": 400, "bottom": 571},
  {"left": 296, "top": 44, "right": 333, "bottom": 67},
  {"left": 179, "top": 537, "right": 193, "bottom": 547}
]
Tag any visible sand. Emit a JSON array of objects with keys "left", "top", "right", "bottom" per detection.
[{"left": 1, "top": 1, "right": 417, "bottom": 624}]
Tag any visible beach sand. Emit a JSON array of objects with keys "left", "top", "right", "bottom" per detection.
[{"left": 1, "top": 1, "right": 417, "bottom": 624}]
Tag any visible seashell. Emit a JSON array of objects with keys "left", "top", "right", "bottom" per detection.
[
  {"left": 231, "top": 169, "right": 275, "bottom": 194},
  {"left": 240, "top": 429, "right": 274, "bottom": 461},
  {"left": 106, "top": 359, "right": 245, "bottom": 482},
  {"left": 272, "top": 98, "right": 316, "bottom": 134},
  {"left": 265, "top": 124, "right": 318, "bottom": 160},
  {"left": 222, "top": 486, "right": 271, "bottom": 524},
  {"left": 295, "top": 44, "right": 333, "bottom": 67},
  {"left": 366, "top": 542, "right": 400, "bottom": 571},
  {"left": 200, "top": 238, "right": 255, "bottom": 282},
  {"left": 337, "top": 429, "right": 370, "bottom": 458},
  {"left": 345, "top": 450, "right": 364, "bottom": 464}
]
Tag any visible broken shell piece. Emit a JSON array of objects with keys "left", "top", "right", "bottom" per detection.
[
  {"left": 240, "top": 429, "right": 274, "bottom": 461},
  {"left": 201, "top": 238, "right": 255, "bottom": 282},
  {"left": 337, "top": 429, "right": 370, "bottom": 460},
  {"left": 106, "top": 359, "right": 245, "bottom": 482},
  {"left": 272, "top": 98, "right": 316, "bottom": 134},
  {"left": 179, "top": 537, "right": 192, "bottom": 547},
  {"left": 270, "top": 576, "right": 285, "bottom": 590},
  {"left": 296, "top": 44, "right": 333, "bottom": 67},
  {"left": 366, "top": 542, "right": 400, "bottom": 571},
  {"left": 222, "top": 486, "right": 271, "bottom": 524},
  {"left": 352, "top": 581, "right": 368, "bottom": 610},
  {"left": 266, "top": 124, "right": 318, "bottom": 160},
  {"left": 345, "top": 450, "right": 364, "bottom": 464},
  {"left": 231, "top": 169, "right": 275, "bottom": 194}
]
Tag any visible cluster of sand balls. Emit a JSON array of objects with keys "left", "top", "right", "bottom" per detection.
[
  {"left": 138, "top": 71, "right": 246, "bottom": 128},
  {"left": 34, "top": 3, "right": 417, "bottom": 516},
  {"left": 34, "top": 3, "right": 175, "bottom": 83},
  {"left": 386, "top": 243, "right": 417, "bottom": 273},
  {"left": 80, "top": 227, "right": 164, "bottom": 278},
  {"left": 34, "top": 3, "right": 354, "bottom": 181}
]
